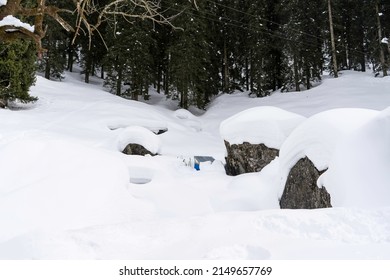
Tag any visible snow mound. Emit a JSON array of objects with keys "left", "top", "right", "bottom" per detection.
[
  {"left": 320, "top": 107, "right": 390, "bottom": 208},
  {"left": 116, "top": 126, "right": 161, "bottom": 154},
  {"left": 219, "top": 106, "right": 305, "bottom": 148},
  {"left": 174, "top": 108, "right": 196, "bottom": 120},
  {"left": 0, "top": 137, "right": 150, "bottom": 242},
  {"left": 279, "top": 108, "right": 379, "bottom": 193},
  {"left": 212, "top": 159, "right": 280, "bottom": 212}
]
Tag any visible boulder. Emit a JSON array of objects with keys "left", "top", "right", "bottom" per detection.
[
  {"left": 220, "top": 106, "right": 306, "bottom": 176},
  {"left": 224, "top": 140, "right": 279, "bottom": 176},
  {"left": 117, "top": 126, "right": 161, "bottom": 156},
  {"left": 122, "top": 143, "right": 155, "bottom": 156},
  {"left": 280, "top": 157, "right": 331, "bottom": 209}
]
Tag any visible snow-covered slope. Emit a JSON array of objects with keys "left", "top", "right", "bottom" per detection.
[{"left": 0, "top": 71, "right": 390, "bottom": 259}]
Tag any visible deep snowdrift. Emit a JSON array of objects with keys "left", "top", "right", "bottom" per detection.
[
  {"left": 321, "top": 107, "right": 390, "bottom": 208},
  {"left": 0, "top": 70, "right": 390, "bottom": 259}
]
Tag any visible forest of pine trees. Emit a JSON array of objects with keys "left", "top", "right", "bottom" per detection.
[{"left": 1, "top": 0, "right": 390, "bottom": 109}]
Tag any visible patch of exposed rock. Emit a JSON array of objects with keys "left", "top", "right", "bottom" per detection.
[
  {"left": 280, "top": 157, "right": 332, "bottom": 209},
  {"left": 224, "top": 140, "right": 279, "bottom": 176},
  {"left": 122, "top": 143, "right": 156, "bottom": 156}
]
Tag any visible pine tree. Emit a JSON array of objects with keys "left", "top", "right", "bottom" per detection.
[
  {"left": 247, "top": 0, "right": 286, "bottom": 96},
  {"left": 212, "top": 0, "right": 248, "bottom": 93},
  {"left": 169, "top": 1, "right": 212, "bottom": 109},
  {"left": 150, "top": 23, "right": 171, "bottom": 94},
  {"left": 103, "top": 16, "right": 154, "bottom": 100},
  {"left": 38, "top": 17, "right": 67, "bottom": 80},
  {"left": 0, "top": 40, "right": 37, "bottom": 107},
  {"left": 347, "top": 0, "right": 368, "bottom": 72}
]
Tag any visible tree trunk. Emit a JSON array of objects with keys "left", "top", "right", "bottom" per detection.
[
  {"left": 305, "top": 63, "right": 311, "bottom": 90},
  {"left": 358, "top": 20, "right": 366, "bottom": 72},
  {"left": 45, "top": 61, "right": 51, "bottom": 80},
  {"left": 293, "top": 54, "right": 300, "bottom": 91},
  {"left": 116, "top": 64, "right": 123, "bottom": 96},
  {"left": 249, "top": 52, "right": 254, "bottom": 93},
  {"left": 100, "top": 65, "right": 104, "bottom": 79},
  {"left": 157, "top": 65, "right": 162, "bottom": 93},
  {"left": 328, "top": 0, "right": 338, "bottom": 78},
  {"left": 91, "top": 59, "right": 95, "bottom": 77},
  {"left": 245, "top": 56, "right": 249, "bottom": 91},
  {"left": 67, "top": 38, "right": 74, "bottom": 72},
  {"left": 376, "top": 1, "right": 388, "bottom": 76},
  {"left": 180, "top": 88, "right": 188, "bottom": 109},
  {"left": 84, "top": 50, "right": 91, "bottom": 84},
  {"left": 223, "top": 39, "right": 229, "bottom": 92}
]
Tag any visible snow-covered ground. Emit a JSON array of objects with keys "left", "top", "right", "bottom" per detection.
[{"left": 0, "top": 70, "right": 390, "bottom": 259}]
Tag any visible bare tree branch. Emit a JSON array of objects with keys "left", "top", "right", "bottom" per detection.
[{"left": 0, "top": 0, "right": 197, "bottom": 52}]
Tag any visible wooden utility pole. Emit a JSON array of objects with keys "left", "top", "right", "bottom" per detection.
[
  {"left": 376, "top": 1, "right": 388, "bottom": 76},
  {"left": 328, "top": 0, "right": 338, "bottom": 78}
]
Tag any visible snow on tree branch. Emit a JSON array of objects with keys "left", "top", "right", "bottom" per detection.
[
  {"left": 0, "top": 0, "right": 196, "bottom": 53},
  {"left": 0, "top": 15, "right": 34, "bottom": 32}
]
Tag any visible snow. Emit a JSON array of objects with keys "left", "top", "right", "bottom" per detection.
[
  {"left": 116, "top": 126, "right": 161, "bottom": 154},
  {"left": 381, "top": 37, "right": 389, "bottom": 45},
  {"left": 278, "top": 108, "right": 379, "bottom": 195},
  {"left": 0, "top": 15, "right": 34, "bottom": 33},
  {"left": 320, "top": 107, "right": 390, "bottom": 208},
  {"left": 212, "top": 159, "right": 281, "bottom": 212},
  {"left": 0, "top": 137, "right": 155, "bottom": 243},
  {"left": 1, "top": 70, "right": 390, "bottom": 259},
  {"left": 220, "top": 106, "right": 305, "bottom": 148},
  {"left": 0, "top": 0, "right": 6, "bottom": 7}
]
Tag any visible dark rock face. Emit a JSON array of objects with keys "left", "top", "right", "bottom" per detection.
[
  {"left": 122, "top": 143, "right": 155, "bottom": 156},
  {"left": 224, "top": 140, "right": 279, "bottom": 176},
  {"left": 280, "top": 157, "right": 332, "bottom": 209}
]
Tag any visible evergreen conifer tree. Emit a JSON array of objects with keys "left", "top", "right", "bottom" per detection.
[
  {"left": 104, "top": 15, "right": 154, "bottom": 100},
  {"left": 39, "top": 17, "right": 67, "bottom": 80},
  {"left": 0, "top": 40, "right": 37, "bottom": 108},
  {"left": 281, "top": 0, "right": 324, "bottom": 91},
  {"left": 169, "top": 1, "right": 211, "bottom": 109},
  {"left": 247, "top": 0, "right": 286, "bottom": 96}
]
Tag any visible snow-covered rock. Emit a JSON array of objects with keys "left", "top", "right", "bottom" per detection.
[
  {"left": 117, "top": 126, "right": 161, "bottom": 155},
  {"left": 224, "top": 141, "right": 279, "bottom": 175},
  {"left": 220, "top": 106, "right": 305, "bottom": 175},
  {"left": 279, "top": 108, "right": 379, "bottom": 209}
]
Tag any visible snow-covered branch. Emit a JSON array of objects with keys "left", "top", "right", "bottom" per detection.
[
  {"left": 0, "top": 0, "right": 73, "bottom": 52},
  {"left": 0, "top": 0, "right": 197, "bottom": 52}
]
